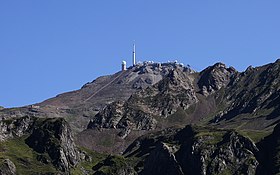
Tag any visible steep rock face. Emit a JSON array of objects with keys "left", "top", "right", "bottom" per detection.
[
  {"left": 211, "top": 60, "right": 280, "bottom": 128},
  {"left": 25, "top": 118, "right": 80, "bottom": 173},
  {"left": 198, "top": 63, "right": 237, "bottom": 96},
  {"left": 176, "top": 131, "right": 258, "bottom": 175},
  {"left": 257, "top": 122, "right": 280, "bottom": 175},
  {"left": 0, "top": 159, "right": 16, "bottom": 175},
  {"left": 0, "top": 116, "right": 34, "bottom": 141},
  {"left": 124, "top": 125, "right": 259, "bottom": 175},
  {"left": 140, "top": 142, "right": 184, "bottom": 175},
  {"left": 88, "top": 68, "right": 197, "bottom": 134}
]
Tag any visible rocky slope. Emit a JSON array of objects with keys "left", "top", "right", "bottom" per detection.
[
  {"left": 0, "top": 116, "right": 84, "bottom": 174},
  {"left": 86, "top": 60, "right": 280, "bottom": 142},
  {"left": 123, "top": 125, "right": 259, "bottom": 175}
]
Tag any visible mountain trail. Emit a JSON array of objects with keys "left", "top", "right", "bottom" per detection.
[{"left": 84, "top": 71, "right": 126, "bottom": 102}]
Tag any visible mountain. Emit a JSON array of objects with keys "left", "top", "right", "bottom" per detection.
[{"left": 0, "top": 60, "right": 280, "bottom": 174}]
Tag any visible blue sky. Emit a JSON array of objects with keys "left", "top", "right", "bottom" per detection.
[{"left": 0, "top": 1, "right": 279, "bottom": 108}]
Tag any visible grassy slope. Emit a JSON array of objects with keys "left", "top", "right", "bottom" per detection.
[
  {"left": 0, "top": 136, "right": 109, "bottom": 175},
  {"left": 0, "top": 136, "right": 58, "bottom": 175}
]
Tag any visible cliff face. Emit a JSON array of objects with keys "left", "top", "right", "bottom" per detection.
[
  {"left": 257, "top": 122, "right": 280, "bottom": 175},
  {"left": 0, "top": 116, "right": 34, "bottom": 141},
  {"left": 25, "top": 118, "right": 81, "bottom": 173},
  {"left": 198, "top": 63, "right": 237, "bottom": 96},
  {"left": 0, "top": 117, "right": 82, "bottom": 174},
  {"left": 118, "top": 125, "right": 259, "bottom": 175}
]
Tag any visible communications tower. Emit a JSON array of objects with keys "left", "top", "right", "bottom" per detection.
[{"left": 132, "top": 43, "right": 136, "bottom": 66}]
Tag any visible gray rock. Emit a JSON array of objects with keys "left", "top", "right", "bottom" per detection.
[
  {"left": 88, "top": 68, "right": 198, "bottom": 135},
  {"left": 0, "top": 116, "right": 34, "bottom": 141},
  {"left": 0, "top": 159, "right": 16, "bottom": 175},
  {"left": 198, "top": 62, "right": 237, "bottom": 96},
  {"left": 25, "top": 118, "right": 81, "bottom": 173},
  {"left": 140, "top": 142, "right": 184, "bottom": 175},
  {"left": 124, "top": 125, "right": 260, "bottom": 175}
]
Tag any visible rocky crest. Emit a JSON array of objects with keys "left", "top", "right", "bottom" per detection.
[
  {"left": 198, "top": 63, "right": 237, "bottom": 96},
  {"left": 210, "top": 60, "right": 280, "bottom": 129},
  {"left": 25, "top": 118, "right": 81, "bottom": 173},
  {"left": 88, "top": 60, "right": 280, "bottom": 139}
]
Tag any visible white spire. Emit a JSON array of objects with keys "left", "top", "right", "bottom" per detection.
[{"left": 133, "top": 42, "right": 136, "bottom": 66}]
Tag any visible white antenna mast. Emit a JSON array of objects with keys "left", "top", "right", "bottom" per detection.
[{"left": 133, "top": 42, "right": 136, "bottom": 66}]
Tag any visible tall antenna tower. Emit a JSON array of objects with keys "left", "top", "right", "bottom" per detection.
[{"left": 132, "top": 42, "right": 136, "bottom": 66}]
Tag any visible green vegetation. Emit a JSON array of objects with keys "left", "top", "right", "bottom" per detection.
[
  {"left": 71, "top": 147, "right": 107, "bottom": 174},
  {"left": 0, "top": 136, "right": 58, "bottom": 175},
  {"left": 97, "top": 135, "right": 114, "bottom": 147},
  {"left": 195, "top": 130, "right": 227, "bottom": 145},
  {"left": 238, "top": 130, "right": 272, "bottom": 143},
  {"left": 213, "top": 168, "right": 232, "bottom": 175},
  {"left": 98, "top": 156, "right": 126, "bottom": 173},
  {"left": 0, "top": 134, "right": 110, "bottom": 175},
  {"left": 166, "top": 107, "right": 190, "bottom": 126}
]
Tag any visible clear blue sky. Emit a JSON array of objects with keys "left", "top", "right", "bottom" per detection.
[{"left": 0, "top": 1, "right": 279, "bottom": 108}]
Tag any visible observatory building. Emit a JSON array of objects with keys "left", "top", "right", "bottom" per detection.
[{"left": 122, "top": 61, "right": 127, "bottom": 71}]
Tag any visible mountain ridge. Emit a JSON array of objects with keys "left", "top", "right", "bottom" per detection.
[{"left": 1, "top": 59, "right": 280, "bottom": 174}]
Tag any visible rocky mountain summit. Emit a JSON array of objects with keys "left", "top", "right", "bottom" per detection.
[{"left": 1, "top": 60, "right": 280, "bottom": 174}]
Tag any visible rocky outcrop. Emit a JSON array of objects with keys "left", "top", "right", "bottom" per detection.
[
  {"left": 257, "top": 123, "right": 280, "bottom": 175},
  {"left": 0, "top": 116, "right": 34, "bottom": 141},
  {"left": 211, "top": 59, "right": 280, "bottom": 125},
  {"left": 25, "top": 118, "right": 80, "bottom": 173},
  {"left": 176, "top": 131, "right": 258, "bottom": 175},
  {"left": 124, "top": 125, "right": 259, "bottom": 175},
  {"left": 140, "top": 142, "right": 184, "bottom": 175},
  {"left": 88, "top": 68, "right": 198, "bottom": 135},
  {"left": 0, "top": 159, "right": 16, "bottom": 175},
  {"left": 198, "top": 63, "right": 237, "bottom": 96}
]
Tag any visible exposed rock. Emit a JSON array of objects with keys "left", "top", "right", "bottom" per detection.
[
  {"left": 211, "top": 59, "right": 280, "bottom": 125},
  {"left": 0, "top": 159, "right": 16, "bottom": 175},
  {"left": 140, "top": 142, "right": 184, "bottom": 175},
  {"left": 198, "top": 62, "right": 237, "bottom": 96},
  {"left": 0, "top": 116, "right": 34, "bottom": 141},
  {"left": 257, "top": 123, "right": 280, "bottom": 175},
  {"left": 25, "top": 118, "right": 80, "bottom": 173},
  {"left": 88, "top": 68, "right": 197, "bottom": 135},
  {"left": 124, "top": 125, "right": 259, "bottom": 175},
  {"left": 2, "top": 60, "right": 280, "bottom": 174}
]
